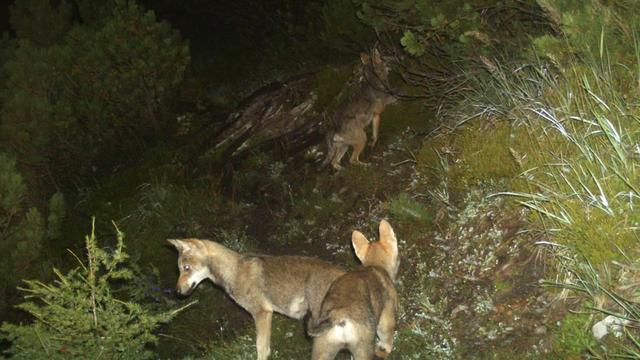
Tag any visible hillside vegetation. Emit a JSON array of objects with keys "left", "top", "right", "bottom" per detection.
[{"left": 2, "top": 0, "right": 640, "bottom": 358}]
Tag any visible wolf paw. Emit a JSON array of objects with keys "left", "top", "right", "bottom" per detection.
[{"left": 375, "top": 346, "right": 390, "bottom": 358}]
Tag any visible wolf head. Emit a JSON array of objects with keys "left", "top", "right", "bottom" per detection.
[
  {"left": 360, "top": 47, "right": 389, "bottom": 87},
  {"left": 352, "top": 220, "right": 399, "bottom": 282},
  {"left": 168, "top": 239, "right": 213, "bottom": 296}
]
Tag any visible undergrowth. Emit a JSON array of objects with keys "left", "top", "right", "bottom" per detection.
[{"left": 460, "top": 19, "right": 640, "bottom": 355}]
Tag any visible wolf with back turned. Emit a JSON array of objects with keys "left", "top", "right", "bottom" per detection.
[
  {"left": 322, "top": 46, "right": 395, "bottom": 170},
  {"left": 308, "top": 220, "right": 400, "bottom": 360},
  {"left": 168, "top": 239, "right": 345, "bottom": 360}
]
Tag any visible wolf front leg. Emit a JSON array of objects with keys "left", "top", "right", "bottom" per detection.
[
  {"left": 375, "top": 301, "right": 396, "bottom": 358},
  {"left": 331, "top": 143, "right": 349, "bottom": 170},
  {"left": 369, "top": 113, "right": 381, "bottom": 147},
  {"left": 254, "top": 310, "right": 273, "bottom": 360}
]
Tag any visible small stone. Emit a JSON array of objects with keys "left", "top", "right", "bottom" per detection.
[
  {"left": 592, "top": 315, "right": 628, "bottom": 340},
  {"left": 534, "top": 325, "right": 547, "bottom": 335},
  {"left": 451, "top": 304, "right": 468, "bottom": 317}
]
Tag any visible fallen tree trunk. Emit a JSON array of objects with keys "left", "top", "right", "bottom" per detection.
[{"left": 187, "top": 72, "right": 328, "bottom": 172}]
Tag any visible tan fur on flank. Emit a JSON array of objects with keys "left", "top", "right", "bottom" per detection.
[{"left": 168, "top": 239, "right": 345, "bottom": 360}]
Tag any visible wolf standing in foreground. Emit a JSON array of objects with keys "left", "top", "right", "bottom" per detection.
[
  {"left": 323, "top": 47, "right": 396, "bottom": 170},
  {"left": 168, "top": 239, "right": 345, "bottom": 360},
  {"left": 308, "top": 220, "right": 399, "bottom": 360}
]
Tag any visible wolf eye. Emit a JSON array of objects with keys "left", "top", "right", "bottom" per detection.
[{"left": 183, "top": 265, "right": 190, "bottom": 271}]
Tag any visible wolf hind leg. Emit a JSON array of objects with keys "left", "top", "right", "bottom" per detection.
[
  {"left": 349, "top": 330, "right": 375, "bottom": 360},
  {"left": 348, "top": 128, "right": 368, "bottom": 166},
  {"left": 311, "top": 334, "right": 342, "bottom": 360},
  {"left": 352, "top": 347, "right": 374, "bottom": 360}
]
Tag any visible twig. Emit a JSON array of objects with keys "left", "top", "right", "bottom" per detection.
[
  {"left": 391, "top": 159, "right": 416, "bottom": 167},
  {"left": 87, "top": 218, "right": 98, "bottom": 331}
]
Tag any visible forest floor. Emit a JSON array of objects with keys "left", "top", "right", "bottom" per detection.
[{"left": 57, "top": 94, "right": 587, "bottom": 358}]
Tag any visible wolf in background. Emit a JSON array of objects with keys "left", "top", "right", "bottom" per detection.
[
  {"left": 308, "top": 220, "right": 400, "bottom": 360},
  {"left": 168, "top": 239, "right": 345, "bottom": 360},
  {"left": 322, "top": 46, "right": 396, "bottom": 170}
]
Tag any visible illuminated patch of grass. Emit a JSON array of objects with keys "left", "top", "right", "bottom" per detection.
[
  {"left": 466, "top": 48, "right": 640, "bottom": 266},
  {"left": 381, "top": 100, "right": 430, "bottom": 136},
  {"left": 389, "top": 192, "right": 431, "bottom": 225},
  {"left": 192, "top": 316, "right": 311, "bottom": 360},
  {"left": 454, "top": 121, "right": 519, "bottom": 184},
  {"left": 551, "top": 312, "right": 596, "bottom": 359}
]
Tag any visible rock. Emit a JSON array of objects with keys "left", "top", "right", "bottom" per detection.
[
  {"left": 451, "top": 304, "right": 468, "bottom": 317},
  {"left": 591, "top": 315, "right": 628, "bottom": 340},
  {"left": 534, "top": 325, "right": 547, "bottom": 335}
]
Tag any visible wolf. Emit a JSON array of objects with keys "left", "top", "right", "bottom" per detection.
[
  {"left": 168, "top": 239, "right": 345, "bottom": 360},
  {"left": 308, "top": 220, "right": 399, "bottom": 360},
  {"left": 323, "top": 47, "right": 395, "bottom": 170}
]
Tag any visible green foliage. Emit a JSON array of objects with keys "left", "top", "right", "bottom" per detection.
[
  {"left": 389, "top": 192, "right": 431, "bottom": 225},
  {"left": 400, "top": 30, "right": 425, "bottom": 57},
  {"left": 67, "top": 0, "right": 189, "bottom": 138},
  {"left": 413, "top": 120, "right": 519, "bottom": 206},
  {"left": 0, "top": 153, "right": 65, "bottom": 308},
  {"left": 468, "top": 49, "right": 640, "bottom": 264},
  {"left": 0, "top": 153, "right": 26, "bottom": 216},
  {"left": 551, "top": 312, "right": 595, "bottom": 358},
  {"left": 450, "top": 0, "right": 640, "bottom": 268},
  {"left": 356, "top": 0, "right": 541, "bottom": 54},
  {"left": 0, "top": 219, "right": 194, "bottom": 359},
  {"left": 0, "top": 41, "right": 69, "bottom": 166},
  {"left": 454, "top": 122, "right": 519, "bottom": 184},
  {"left": 193, "top": 317, "right": 309, "bottom": 360},
  {"left": 313, "top": 65, "right": 353, "bottom": 112},
  {"left": 545, "top": 249, "right": 640, "bottom": 358},
  {"left": 9, "top": 0, "right": 73, "bottom": 46},
  {"left": 75, "top": 0, "right": 119, "bottom": 25},
  {"left": 205, "top": 334, "right": 255, "bottom": 360},
  {"left": 1, "top": 0, "right": 190, "bottom": 185},
  {"left": 214, "top": 228, "right": 251, "bottom": 253},
  {"left": 10, "top": 208, "right": 44, "bottom": 274},
  {"left": 534, "top": 1, "right": 640, "bottom": 69},
  {"left": 353, "top": 0, "right": 552, "bottom": 111},
  {"left": 320, "top": 0, "right": 375, "bottom": 54},
  {"left": 0, "top": 153, "right": 39, "bottom": 292},
  {"left": 455, "top": 1, "right": 640, "bottom": 356},
  {"left": 46, "top": 192, "right": 66, "bottom": 240},
  {"left": 392, "top": 266, "right": 455, "bottom": 359}
]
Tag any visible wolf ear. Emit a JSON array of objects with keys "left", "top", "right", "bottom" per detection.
[
  {"left": 168, "top": 239, "right": 190, "bottom": 254},
  {"left": 372, "top": 47, "right": 382, "bottom": 62},
  {"left": 379, "top": 220, "right": 397, "bottom": 253},
  {"left": 360, "top": 52, "right": 370, "bottom": 64},
  {"left": 352, "top": 230, "right": 370, "bottom": 263}
]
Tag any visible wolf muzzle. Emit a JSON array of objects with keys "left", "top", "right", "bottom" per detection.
[{"left": 176, "top": 281, "right": 197, "bottom": 296}]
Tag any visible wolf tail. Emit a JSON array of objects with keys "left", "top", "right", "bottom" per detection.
[{"left": 307, "top": 310, "right": 346, "bottom": 337}]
